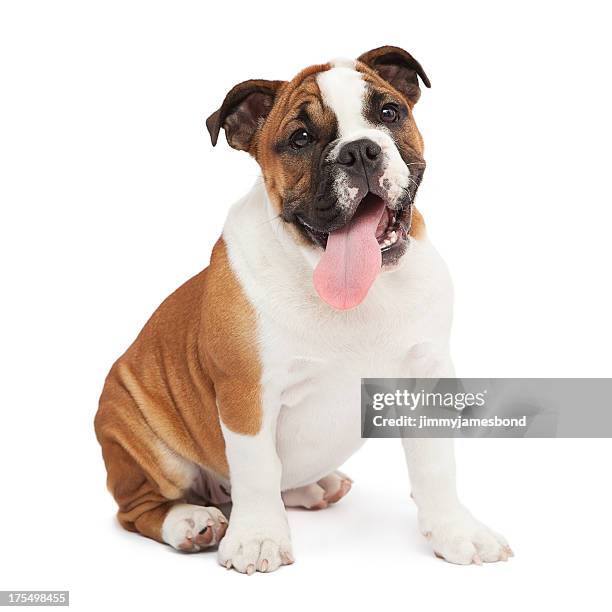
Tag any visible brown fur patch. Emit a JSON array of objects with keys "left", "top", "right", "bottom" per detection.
[
  {"left": 95, "top": 239, "right": 261, "bottom": 541},
  {"left": 358, "top": 64, "right": 426, "bottom": 156},
  {"left": 256, "top": 63, "right": 332, "bottom": 216},
  {"left": 200, "top": 239, "right": 262, "bottom": 436},
  {"left": 410, "top": 207, "right": 426, "bottom": 240}
]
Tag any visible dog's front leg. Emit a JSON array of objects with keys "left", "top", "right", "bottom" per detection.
[
  {"left": 403, "top": 438, "right": 511, "bottom": 564},
  {"left": 218, "top": 397, "right": 293, "bottom": 574},
  {"left": 402, "top": 347, "right": 513, "bottom": 564}
]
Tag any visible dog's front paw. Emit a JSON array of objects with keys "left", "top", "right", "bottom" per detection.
[
  {"left": 218, "top": 512, "right": 293, "bottom": 574},
  {"left": 419, "top": 507, "right": 512, "bottom": 565}
]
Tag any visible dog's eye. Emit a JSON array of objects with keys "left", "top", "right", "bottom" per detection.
[
  {"left": 380, "top": 104, "right": 399, "bottom": 123},
  {"left": 289, "top": 129, "right": 313, "bottom": 149}
]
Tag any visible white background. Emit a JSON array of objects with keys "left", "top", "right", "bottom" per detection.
[{"left": 1, "top": 1, "right": 611, "bottom": 610}]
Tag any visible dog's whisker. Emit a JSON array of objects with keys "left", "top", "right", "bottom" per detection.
[
  {"left": 257, "top": 213, "right": 282, "bottom": 227},
  {"left": 401, "top": 182, "right": 417, "bottom": 204}
]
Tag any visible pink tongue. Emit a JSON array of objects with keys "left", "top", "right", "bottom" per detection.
[{"left": 313, "top": 196, "right": 387, "bottom": 310}]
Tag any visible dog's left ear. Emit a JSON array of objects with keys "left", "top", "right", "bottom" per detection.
[
  {"left": 358, "top": 46, "right": 431, "bottom": 105},
  {"left": 206, "top": 79, "right": 285, "bottom": 152}
]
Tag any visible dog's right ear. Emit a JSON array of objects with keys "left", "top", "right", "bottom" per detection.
[{"left": 206, "top": 79, "right": 285, "bottom": 152}]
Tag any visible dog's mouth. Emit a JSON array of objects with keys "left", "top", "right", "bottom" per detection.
[
  {"left": 373, "top": 200, "right": 408, "bottom": 252},
  {"left": 295, "top": 192, "right": 412, "bottom": 311},
  {"left": 295, "top": 193, "right": 411, "bottom": 255}
]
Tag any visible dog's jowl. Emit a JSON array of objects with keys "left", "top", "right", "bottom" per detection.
[{"left": 95, "top": 46, "right": 512, "bottom": 574}]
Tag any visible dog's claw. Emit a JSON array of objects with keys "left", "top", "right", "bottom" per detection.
[{"left": 280, "top": 551, "right": 294, "bottom": 565}]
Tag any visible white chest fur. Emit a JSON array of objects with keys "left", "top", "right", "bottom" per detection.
[{"left": 222, "top": 183, "right": 453, "bottom": 490}]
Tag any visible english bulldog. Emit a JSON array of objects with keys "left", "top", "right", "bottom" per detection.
[{"left": 95, "top": 46, "right": 512, "bottom": 574}]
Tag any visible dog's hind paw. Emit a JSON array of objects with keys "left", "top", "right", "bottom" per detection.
[
  {"left": 319, "top": 470, "right": 353, "bottom": 504},
  {"left": 161, "top": 503, "right": 228, "bottom": 552},
  {"left": 282, "top": 471, "right": 352, "bottom": 510}
]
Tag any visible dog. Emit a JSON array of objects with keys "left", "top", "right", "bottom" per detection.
[{"left": 95, "top": 45, "right": 512, "bottom": 574}]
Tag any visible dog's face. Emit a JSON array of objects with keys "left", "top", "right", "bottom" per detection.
[{"left": 207, "top": 46, "right": 430, "bottom": 310}]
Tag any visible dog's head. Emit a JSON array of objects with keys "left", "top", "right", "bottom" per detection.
[{"left": 207, "top": 46, "right": 430, "bottom": 310}]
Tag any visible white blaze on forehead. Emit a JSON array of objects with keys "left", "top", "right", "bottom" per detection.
[
  {"left": 316, "top": 60, "right": 368, "bottom": 137},
  {"left": 316, "top": 58, "right": 412, "bottom": 210}
]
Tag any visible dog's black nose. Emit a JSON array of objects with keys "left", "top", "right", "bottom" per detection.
[{"left": 336, "top": 139, "right": 382, "bottom": 172}]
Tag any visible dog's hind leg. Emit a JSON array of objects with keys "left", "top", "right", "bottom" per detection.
[
  {"left": 99, "top": 437, "right": 228, "bottom": 551},
  {"left": 282, "top": 471, "right": 353, "bottom": 509}
]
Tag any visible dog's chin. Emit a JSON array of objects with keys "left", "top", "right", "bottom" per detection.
[{"left": 293, "top": 192, "right": 412, "bottom": 267}]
